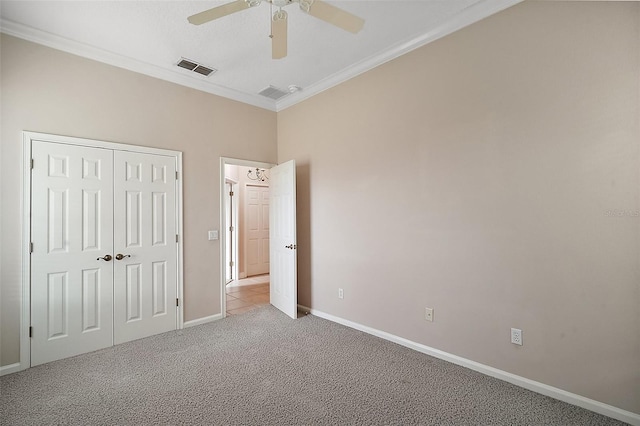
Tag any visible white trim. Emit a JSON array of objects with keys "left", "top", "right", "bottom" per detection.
[
  {"left": 0, "top": 19, "right": 276, "bottom": 112},
  {"left": 20, "top": 131, "right": 185, "bottom": 371},
  {"left": 176, "top": 152, "right": 185, "bottom": 330},
  {"left": 222, "top": 180, "right": 238, "bottom": 283},
  {"left": 298, "top": 304, "right": 640, "bottom": 426},
  {"left": 23, "top": 131, "right": 183, "bottom": 157},
  {"left": 19, "top": 136, "right": 33, "bottom": 374},
  {"left": 220, "top": 157, "right": 275, "bottom": 319},
  {"left": 1, "top": 1, "right": 522, "bottom": 113},
  {"left": 183, "top": 313, "right": 223, "bottom": 328},
  {"left": 276, "top": 0, "right": 524, "bottom": 111},
  {"left": 0, "top": 363, "right": 23, "bottom": 376}
]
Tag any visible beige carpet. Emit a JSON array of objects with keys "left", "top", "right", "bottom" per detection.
[{"left": 0, "top": 306, "right": 627, "bottom": 425}]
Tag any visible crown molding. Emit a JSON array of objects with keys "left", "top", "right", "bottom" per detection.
[
  {"left": 0, "top": 18, "right": 278, "bottom": 112},
  {"left": 1, "top": 0, "right": 522, "bottom": 113},
  {"left": 275, "top": 0, "right": 524, "bottom": 111}
]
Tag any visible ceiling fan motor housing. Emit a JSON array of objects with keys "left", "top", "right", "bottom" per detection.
[{"left": 271, "top": 0, "right": 294, "bottom": 8}]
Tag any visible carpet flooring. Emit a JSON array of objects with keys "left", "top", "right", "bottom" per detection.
[{"left": 0, "top": 306, "right": 628, "bottom": 425}]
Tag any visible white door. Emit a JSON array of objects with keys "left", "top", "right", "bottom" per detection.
[
  {"left": 31, "top": 140, "right": 179, "bottom": 365},
  {"left": 31, "top": 141, "right": 114, "bottom": 366},
  {"left": 246, "top": 185, "right": 270, "bottom": 276},
  {"left": 113, "top": 151, "right": 178, "bottom": 345},
  {"left": 269, "top": 160, "right": 297, "bottom": 319}
]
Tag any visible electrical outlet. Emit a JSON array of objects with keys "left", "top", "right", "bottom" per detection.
[
  {"left": 425, "top": 307, "right": 434, "bottom": 322},
  {"left": 511, "top": 328, "right": 523, "bottom": 346},
  {"left": 338, "top": 288, "right": 344, "bottom": 299}
]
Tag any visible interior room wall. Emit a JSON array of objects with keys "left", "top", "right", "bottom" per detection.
[
  {"left": 277, "top": 1, "right": 639, "bottom": 415},
  {"left": 0, "top": 35, "right": 277, "bottom": 366}
]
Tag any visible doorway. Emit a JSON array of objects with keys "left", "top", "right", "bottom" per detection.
[
  {"left": 221, "top": 159, "right": 273, "bottom": 317},
  {"left": 220, "top": 157, "right": 298, "bottom": 319}
]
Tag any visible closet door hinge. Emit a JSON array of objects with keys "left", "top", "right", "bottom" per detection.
[
  {"left": 30, "top": 159, "right": 34, "bottom": 169},
  {"left": 229, "top": 191, "right": 234, "bottom": 197},
  {"left": 176, "top": 298, "right": 179, "bottom": 307},
  {"left": 229, "top": 226, "right": 234, "bottom": 232},
  {"left": 229, "top": 261, "right": 234, "bottom": 267},
  {"left": 176, "top": 234, "right": 179, "bottom": 243},
  {"left": 29, "top": 326, "right": 33, "bottom": 338},
  {"left": 30, "top": 242, "right": 34, "bottom": 253},
  {"left": 175, "top": 171, "right": 179, "bottom": 180}
]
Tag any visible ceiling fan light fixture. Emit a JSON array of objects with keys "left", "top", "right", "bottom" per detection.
[
  {"left": 271, "top": 0, "right": 292, "bottom": 8},
  {"left": 188, "top": 0, "right": 364, "bottom": 58},
  {"left": 298, "top": 0, "right": 313, "bottom": 13}
]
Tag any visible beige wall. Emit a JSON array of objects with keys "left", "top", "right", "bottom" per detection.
[
  {"left": 0, "top": 35, "right": 277, "bottom": 365},
  {"left": 278, "top": 1, "right": 639, "bottom": 414}
]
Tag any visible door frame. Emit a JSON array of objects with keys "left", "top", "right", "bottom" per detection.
[
  {"left": 220, "top": 157, "right": 275, "bottom": 318},
  {"left": 19, "top": 131, "right": 184, "bottom": 373},
  {"left": 224, "top": 178, "right": 238, "bottom": 283}
]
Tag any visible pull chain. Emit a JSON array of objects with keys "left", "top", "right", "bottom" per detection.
[{"left": 269, "top": 1, "right": 273, "bottom": 38}]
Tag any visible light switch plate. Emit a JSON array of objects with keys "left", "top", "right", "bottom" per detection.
[{"left": 208, "top": 230, "right": 219, "bottom": 240}]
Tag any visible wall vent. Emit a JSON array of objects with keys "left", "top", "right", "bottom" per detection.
[
  {"left": 177, "top": 58, "right": 217, "bottom": 77},
  {"left": 258, "top": 85, "right": 290, "bottom": 100}
]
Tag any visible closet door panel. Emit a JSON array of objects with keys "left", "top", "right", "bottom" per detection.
[
  {"left": 113, "top": 151, "right": 177, "bottom": 344},
  {"left": 31, "top": 141, "right": 114, "bottom": 366}
]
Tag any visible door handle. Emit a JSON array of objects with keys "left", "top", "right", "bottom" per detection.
[
  {"left": 97, "top": 254, "right": 113, "bottom": 261},
  {"left": 115, "top": 254, "right": 131, "bottom": 261},
  {"left": 285, "top": 244, "right": 297, "bottom": 250}
]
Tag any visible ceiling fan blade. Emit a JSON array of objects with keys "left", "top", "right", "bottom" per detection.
[
  {"left": 272, "top": 10, "right": 288, "bottom": 60},
  {"left": 188, "top": 0, "right": 251, "bottom": 25},
  {"left": 301, "top": 0, "right": 364, "bottom": 34}
]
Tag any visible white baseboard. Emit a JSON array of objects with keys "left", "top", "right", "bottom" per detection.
[
  {"left": 2, "top": 315, "right": 225, "bottom": 375},
  {"left": 0, "top": 362, "right": 23, "bottom": 377},
  {"left": 183, "top": 313, "right": 223, "bottom": 328},
  {"left": 298, "top": 304, "right": 640, "bottom": 426}
]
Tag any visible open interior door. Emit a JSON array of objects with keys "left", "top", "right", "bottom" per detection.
[{"left": 269, "top": 160, "right": 297, "bottom": 318}]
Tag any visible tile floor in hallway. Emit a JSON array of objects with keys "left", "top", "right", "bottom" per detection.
[{"left": 226, "top": 274, "right": 270, "bottom": 316}]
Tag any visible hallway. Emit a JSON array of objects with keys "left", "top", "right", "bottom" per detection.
[{"left": 225, "top": 274, "right": 270, "bottom": 316}]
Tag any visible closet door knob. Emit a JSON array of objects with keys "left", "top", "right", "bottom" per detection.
[
  {"left": 115, "top": 254, "right": 131, "bottom": 261},
  {"left": 97, "top": 255, "right": 112, "bottom": 261}
]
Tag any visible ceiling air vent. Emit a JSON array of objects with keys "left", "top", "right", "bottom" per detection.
[
  {"left": 258, "top": 86, "right": 290, "bottom": 101},
  {"left": 176, "top": 58, "right": 217, "bottom": 77}
]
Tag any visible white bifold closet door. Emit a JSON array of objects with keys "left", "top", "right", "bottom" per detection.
[{"left": 30, "top": 141, "right": 177, "bottom": 366}]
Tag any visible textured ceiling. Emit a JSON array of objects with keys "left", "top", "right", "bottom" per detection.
[{"left": 0, "top": 0, "right": 522, "bottom": 110}]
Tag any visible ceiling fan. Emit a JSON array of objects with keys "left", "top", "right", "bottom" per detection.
[{"left": 187, "top": 0, "right": 365, "bottom": 60}]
